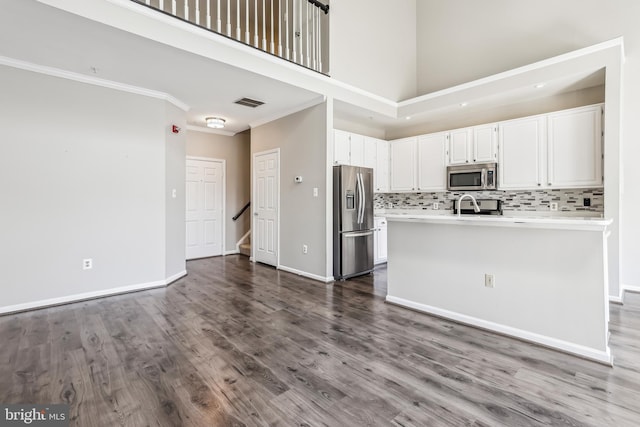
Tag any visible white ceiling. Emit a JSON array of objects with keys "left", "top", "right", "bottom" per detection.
[
  {"left": 0, "top": 0, "right": 324, "bottom": 135},
  {"left": 0, "top": 0, "right": 610, "bottom": 138}
]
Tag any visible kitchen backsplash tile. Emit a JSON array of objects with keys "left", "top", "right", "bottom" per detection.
[{"left": 375, "top": 188, "right": 604, "bottom": 213}]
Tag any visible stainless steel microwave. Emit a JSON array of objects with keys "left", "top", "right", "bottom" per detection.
[{"left": 447, "top": 162, "right": 497, "bottom": 191}]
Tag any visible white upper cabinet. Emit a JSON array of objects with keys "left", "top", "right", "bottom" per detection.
[
  {"left": 333, "top": 129, "right": 351, "bottom": 165},
  {"left": 448, "top": 128, "right": 472, "bottom": 164},
  {"left": 417, "top": 132, "right": 448, "bottom": 192},
  {"left": 448, "top": 125, "right": 496, "bottom": 164},
  {"left": 374, "top": 138, "right": 389, "bottom": 193},
  {"left": 547, "top": 105, "right": 603, "bottom": 188},
  {"left": 473, "top": 124, "right": 498, "bottom": 163},
  {"left": 349, "top": 133, "right": 365, "bottom": 167},
  {"left": 363, "top": 137, "right": 377, "bottom": 169},
  {"left": 499, "top": 116, "right": 546, "bottom": 190},
  {"left": 390, "top": 137, "right": 417, "bottom": 192},
  {"left": 498, "top": 104, "right": 603, "bottom": 190}
]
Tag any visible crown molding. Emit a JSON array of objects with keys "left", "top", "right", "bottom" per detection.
[{"left": 0, "top": 55, "right": 191, "bottom": 111}]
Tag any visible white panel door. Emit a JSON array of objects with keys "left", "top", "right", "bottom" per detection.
[
  {"left": 375, "top": 139, "right": 389, "bottom": 193},
  {"left": 333, "top": 129, "right": 351, "bottom": 165},
  {"left": 253, "top": 150, "right": 279, "bottom": 266},
  {"left": 547, "top": 105, "right": 603, "bottom": 188},
  {"left": 473, "top": 124, "right": 497, "bottom": 163},
  {"left": 185, "top": 159, "right": 223, "bottom": 260},
  {"left": 498, "top": 116, "right": 546, "bottom": 190},
  {"left": 417, "top": 132, "right": 447, "bottom": 192},
  {"left": 390, "top": 137, "right": 417, "bottom": 192},
  {"left": 449, "top": 128, "right": 471, "bottom": 164},
  {"left": 350, "top": 133, "right": 365, "bottom": 167}
]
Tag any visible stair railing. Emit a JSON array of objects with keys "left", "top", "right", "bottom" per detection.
[
  {"left": 132, "top": 0, "right": 329, "bottom": 74},
  {"left": 232, "top": 201, "right": 251, "bottom": 221}
]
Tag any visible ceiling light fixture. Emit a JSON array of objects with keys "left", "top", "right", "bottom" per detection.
[
  {"left": 406, "top": 116, "right": 412, "bottom": 120},
  {"left": 206, "top": 117, "right": 226, "bottom": 129},
  {"left": 460, "top": 102, "right": 468, "bottom": 107},
  {"left": 535, "top": 83, "right": 546, "bottom": 89}
]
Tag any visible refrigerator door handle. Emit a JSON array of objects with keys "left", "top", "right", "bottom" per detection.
[
  {"left": 360, "top": 173, "right": 365, "bottom": 223},
  {"left": 356, "top": 172, "right": 363, "bottom": 224},
  {"left": 344, "top": 230, "right": 374, "bottom": 238}
]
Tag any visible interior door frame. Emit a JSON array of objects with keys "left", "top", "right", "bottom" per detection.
[
  {"left": 185, "top": 156, "right": 226, "bottom": 259},
  {"left": 252, "top": 148, "right": 280, "bottom": 267}
]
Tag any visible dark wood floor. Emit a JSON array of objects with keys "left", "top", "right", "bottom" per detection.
[{"left": 1, "top": 256, "right": 640, "bottom": 426}]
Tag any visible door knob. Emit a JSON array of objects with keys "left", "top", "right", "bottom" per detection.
[{"left": 254, "top": 212, "right": 258, "bottom": 216}]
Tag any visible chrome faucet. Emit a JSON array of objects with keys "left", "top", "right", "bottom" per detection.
[{"left": 457, "top": 194, "right": 480, "bottom": 217}]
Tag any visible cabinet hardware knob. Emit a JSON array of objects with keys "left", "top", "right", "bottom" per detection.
[
  {"left": 548, "top": 182, "right": 552, "bottom": 186},
  {"left": 537, "top": 183, "right": 541, "bottom": 186}
]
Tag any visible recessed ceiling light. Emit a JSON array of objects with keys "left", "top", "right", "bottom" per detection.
[
  {"left": 406, "top": 116, "right": 412, "bottom": 120},
  {"left": 460, "top": 102, "right": 468, "bottom": 108},
  {"left": 535, "top": 83, "right": 546, "bottom": 89},
  {"left": 206, "top": 117, "right": 226, "bottom": 129}
]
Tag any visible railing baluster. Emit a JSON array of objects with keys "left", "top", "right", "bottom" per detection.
[
  {"left": 305, "top": 0, "right": 309, "bottom": 67},
  {"left": 217, "top": 0, "right": 221, "bottom": 33},
  {"left": 245, "top": 0, "right": 250, "bottom": 43},
  {"left": 145, "top": 0, "right": 150, "bottom": 5},
  {"left": 236, "top": 0, "right": 241, "bottom": 39},
  {"left": 262, "top": 0, "right": 267, "bottom": 51},
  {"left": 277, "top": 0, "right": 282, "bottom": 57},
  {"left": 270, "top": 0, "right": 275, "bottom": 54},
  {"left": 312, "top": 5, "right": 316, "bottom": 70},
  {"left": 298, "top": 0, "right": 302, "bottom": 64},
  {"left": 206, "top": 0, "right": 211, "bottom": 29},
  {"left": 285, "top": 0, "right": 290, "bottom": 60},
  {"left": 292, "top": 0, "right": 296, "bottom": 63},
  {"left": 227, "top": 0, "right": 232, "bottom": 36},
  {"left": 159, "top": 0, "right": 164, "bottom": 11},
  {"left": 254, "top": 0, "right": 259, "bottom": 47},
  {"left": 195, "top": 0, "right": 200, "bottom": 25},
  {"left": 172, "top": 0, "right": 176, "bottom": 15},
  {"left": 318, "top": 3, "right": 322, "bottom": 72},
  {"left": 184, "top": 0, "right": 189, "bottom": 21}
]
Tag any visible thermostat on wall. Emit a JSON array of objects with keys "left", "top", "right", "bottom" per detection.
[{"left": 294, "top": 176, "right": 303, "bottom": 183}]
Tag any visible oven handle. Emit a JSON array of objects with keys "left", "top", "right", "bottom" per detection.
[{"left": 481, "top": 169, "right": 487, "bottom": 189}]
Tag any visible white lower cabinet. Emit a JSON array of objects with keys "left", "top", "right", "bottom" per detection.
[{"left": 374, "top": 217, "right": 387, "bottom": 264}]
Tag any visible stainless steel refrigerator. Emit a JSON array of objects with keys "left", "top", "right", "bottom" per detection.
[{"left": 333, "top": 165, "right": 374, "bottom": 280}]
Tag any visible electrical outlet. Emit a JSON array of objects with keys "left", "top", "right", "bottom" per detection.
[
  {"left": 386, "top": 202, "right": 393, "bottom": 209},
  {"left": 550, "top": 202, "right": 558, "bottom": 211},
  {"left": 313, "top": 187, "right": 318, "bottom": 197},
  {"left": 433, "top": 202, "right": 439, "bottom": 210},
  {"left": 302, "top": 244, "right": 308, "bottom": 254},
  {"left": 83, "top": 258, "right": 93, "bottom": 270},
  {"left": 583, "top": 198, "right": 591, "bottom": 207},
  {"left": 484, "top": 274, "right": 495, "bottom": 288}
]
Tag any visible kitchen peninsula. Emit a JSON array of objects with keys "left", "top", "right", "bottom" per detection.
[{"left": 383, "top": 211, "right": 613, "bottom": 364}]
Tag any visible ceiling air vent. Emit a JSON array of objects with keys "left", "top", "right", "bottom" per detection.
[{"left": 234, "top": 97, "right": 265, "bottom": 108}]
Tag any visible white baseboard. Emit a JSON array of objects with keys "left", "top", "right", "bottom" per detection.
[
  {"left": 386, "top": 295, "right": 612, "bottom": 365},
  {"left": 622, "top": 284, "right": 640, "bottom": 294},
  {"left": 609, "top": 294, "right": 624, "bottom": 304},
  {"left": 0, "top": 271, "right": 187, "bottom": 316},
  {"left": 224, "top": 249, "right": 240, "bottom": 255},
  {"left": 166, "top": 270, "right": 187, "bottom": 285},
  {"left": 277, "top": 265, "right": 334, "bottom": 283}
]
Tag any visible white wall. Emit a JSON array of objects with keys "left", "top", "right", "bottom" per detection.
[
  {"left": 165, "top": 104, "right": 187, "bottom": 278},
  {"left": 416, "top": 0, "right": 640, "bottom": 292},
  {"left": 251, "top": 103, "right": 329, "bottom": 279},
  {"left": 0, "top": 66, "right": 185, "bottom": 312},
  {"left": 330, "top": 0, "right": 417, "bottom": 101},
  {"left": 186, "top": 129, "right": 251, "bottom": 251}
]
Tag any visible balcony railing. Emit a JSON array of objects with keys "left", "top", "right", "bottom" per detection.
[{"left": 133, "top": 0, "right": 329, "bottom": 74}]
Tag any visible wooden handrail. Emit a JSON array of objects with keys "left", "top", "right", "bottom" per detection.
[{"left": 232, "top": 202, "right": 251, "bottom": 221}]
